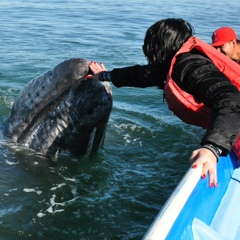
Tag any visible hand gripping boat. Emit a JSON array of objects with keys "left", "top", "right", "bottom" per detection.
[{"left": 143, "top": 151, "right": 240, "bottom": 240}]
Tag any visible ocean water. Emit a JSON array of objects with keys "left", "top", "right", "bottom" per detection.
[{"left": 0, "top": 0, "right": 239, "bottom": 239}]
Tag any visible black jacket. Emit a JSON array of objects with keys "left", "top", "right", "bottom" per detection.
[{"left": 109, "top": 51, "right": 240, "bottom": 155}]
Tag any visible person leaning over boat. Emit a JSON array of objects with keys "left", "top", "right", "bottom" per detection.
[
  {"left": 211, "top": 26, "right": 240, "bottom": 64},
  {"left": 87, "top": 18, "right": 240, "bottom": 188}
]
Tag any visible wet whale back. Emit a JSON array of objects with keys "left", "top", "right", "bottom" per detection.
[{"left": 4, "top": 58, "right": 112, "bottom": 156}]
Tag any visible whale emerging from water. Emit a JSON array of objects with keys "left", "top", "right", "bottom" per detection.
[{"left": 4, "top": 58, "right": 112, "bottom": 157}]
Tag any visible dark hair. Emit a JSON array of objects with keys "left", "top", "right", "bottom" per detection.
[{"left": 142, "top": 18, "right": 194, "bottom": 68}]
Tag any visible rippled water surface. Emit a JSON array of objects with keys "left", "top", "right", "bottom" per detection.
[{"left": 0, "top": 0, "right": 239, "bottom": 239}]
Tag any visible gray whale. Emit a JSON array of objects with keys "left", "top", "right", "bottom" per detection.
[{"left": 4, "top": 58, "right": 112, "bottom": 157}]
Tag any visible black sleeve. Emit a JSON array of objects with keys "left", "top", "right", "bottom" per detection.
[
  {"left": 110, "top": 65, "right": 165, "bottom": 89},
  {"left": 172, "top": 52, "right": 240, "bottom": 155}
]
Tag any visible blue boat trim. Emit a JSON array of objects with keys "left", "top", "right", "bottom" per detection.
[{"left": 143, "top": 151, "right": 239, "bottom": 240}]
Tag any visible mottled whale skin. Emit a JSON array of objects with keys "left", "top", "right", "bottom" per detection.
[{"left": 4, "top": 58, "right": 112, "bottom": 157}]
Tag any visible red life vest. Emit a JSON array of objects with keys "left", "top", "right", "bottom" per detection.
[{"left": 164, "top": 36, "right": 240, "bottom": 158}]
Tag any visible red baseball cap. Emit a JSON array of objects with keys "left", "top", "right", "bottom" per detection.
[{"left": 211, "top": 27, "right": 238, "bottom": 47}]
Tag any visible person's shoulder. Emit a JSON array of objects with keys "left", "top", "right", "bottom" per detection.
[
  {"left": 174, "top": 50, "right": 212, "bottom": 77},
  {"left": 176, "top": 50, "right": 210, "bottom": 68},
  {"left": 178, "top": 50, "right": 207, "bottom": 60}
]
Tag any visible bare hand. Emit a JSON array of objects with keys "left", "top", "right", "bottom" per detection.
[
  {"left": 190, "top": 148, "right": 218, "bottom": 187},
  {"left": 87, "top": 61, "right": 107, "bottom": 80}
]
